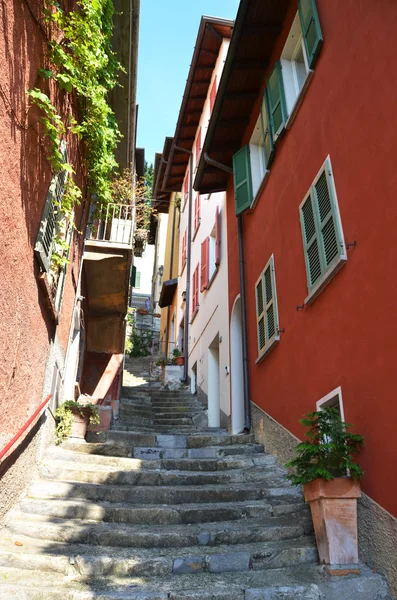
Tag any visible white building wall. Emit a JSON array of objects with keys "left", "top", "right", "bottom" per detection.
[
  {"left": 152, "top": 213, "right": 169, "bottom": 314},
  {"left": 133, "top": 244, "right": 155, "bottom": 297},
  {"left": 177, "top": 39, "right": 231, "bottom": 426}
]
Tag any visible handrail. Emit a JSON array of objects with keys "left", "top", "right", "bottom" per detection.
[{"left": 0, "top": 394, "right": 52, "bottom": 462}]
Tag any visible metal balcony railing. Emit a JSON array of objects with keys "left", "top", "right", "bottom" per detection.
[{"left": 86, "top": 203, "right": 134, "bottom": 246}]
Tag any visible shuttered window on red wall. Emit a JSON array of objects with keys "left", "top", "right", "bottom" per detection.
[
  {"left": 215, "top": 206, "right": 221, "bottom": 266},
  {"left": 201, "top": 237, "right": 210, "bottom": 292},
  {"left": 209, "top": 76, "right": 217, "bottom": 113},
  {"left": 194, "top": 193, "right": 200, "bottom": 233},
  {"left": 195, "top": 128, "right": 201, "bottom": 164}
]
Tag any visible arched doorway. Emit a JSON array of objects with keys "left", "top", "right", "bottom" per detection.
[{"left": 230, "top": 295, "right": 244, "bottom": 434}]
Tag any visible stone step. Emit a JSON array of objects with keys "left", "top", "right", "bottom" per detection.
[
  {"left": 0, "top": 563, "right": 391, "bottom": 600},
  {"left": 105, "top": 432, "right": 255, "bottom": 449},
  {"left": 150, "top": 405, "right": 205, "bottom": 412},
  {"left": 6, "top": 515, "right": 310, "bottom": 549},
  {"left": 17, "top": 498, "right": 278, "bottom": 525},
  {"left": 0, "top": 536, "right": 317, "bottom": 579},
  {"left": 40, "top": 460, "right": 288, "bottom": 487},
  {"left": 119, "top": 406, "right": 153, "bottom": 417},
  {"left": 132, "top": 444, "right": 265, "bottom": 461},
  {"left": 153, "top": 418, "right": 193, "bottom": 426},
  {"left": 28, "top": 479, "right": 280, "bottom": 505},
  {"left": 119, "top": 415, "right": 154, "bottom": 427},
  {"left": 46, "top": 446, "right": 277, "bottom": 472}
]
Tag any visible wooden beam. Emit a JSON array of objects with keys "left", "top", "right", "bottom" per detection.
[
  {"left": 187, "top": 95, "right": 207, "bottom": 101},
  {"left": 200, "top": 48, "right": 219, "bottom": 58},
  {"left": 234, "top": 59, "right": 269, "bottom": 70},
  {"left": 224, "top": 90, "right": 258, "bottom": 100},
  {"left": 244, "top": 22, "right": 282, "bottom": 34},
  {"left": 217, "top": 117, "right": 250, "bottom": 128},
  {"left": 206, "top": 23, "right": 223, "bottom": 43}
]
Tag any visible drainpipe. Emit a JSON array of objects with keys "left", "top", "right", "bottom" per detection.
[
  {"left": 204, "top": 152, "right": 251, "bottom": 431},
  {"left": 174, "top": 145, "right": 193, "bottom": 383},
  {"left": 237, "top": 214, "right": 251, "bottom": 432}
]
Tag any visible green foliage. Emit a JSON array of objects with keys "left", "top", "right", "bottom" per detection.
[
  {"left": 155, "top": 356, "right": 167, "bottom": 367},
  {"left": 54, "top": 400, "right": 100, "bottom": 445},
  {"left": 285, "top": 407, "right": 364, "bottom": 486},
  {"left": 28, "top": 0, "right": 121, "bottom": 266},
  {"left": 127, "top": 322, "right": 153, "bottom": 357},
  {"left": 172, "top": 348, "right": 182, "bottom": 358}
]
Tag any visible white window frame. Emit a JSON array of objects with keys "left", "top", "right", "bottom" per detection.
[
  {"left": 281, "top": 12, "right": 314, "bottom": 129},
  {"left": 255, "top": 254, "right": 280, "bottom": 363},
  {"left": 316, "top": 386, "right": 345, "bottom": 422},
  {"left": 249, "top": 114, "right": 270, "bottom": 209}
]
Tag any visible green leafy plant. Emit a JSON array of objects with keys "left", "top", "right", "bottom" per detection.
[
  {"left": 54, "top": 400, "right": 100, "bottom": 445},
  {"left": 285, "top": 407, "right": 364, "bottom": 486},
  {"left": 155, "top": 356, "right": 167, "bottom": 367},
  {"left": 127, "top": 323, "right": 153, "bottom": 358}
]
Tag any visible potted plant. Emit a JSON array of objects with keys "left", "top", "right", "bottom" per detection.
[
  {"left": 172, "top": 348, "right": 184, "bottom": 366},
  {"left": 285, "top": 407, "right": 364, "bottom": 565},
  {"left": 55, "top": 400, "right": 100, "bottom": 445}
]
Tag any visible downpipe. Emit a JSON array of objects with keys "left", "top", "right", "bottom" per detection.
[{"left": 238, "top": 213, "right": 251, "bottom": 432}]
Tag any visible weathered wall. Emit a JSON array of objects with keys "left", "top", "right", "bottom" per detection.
[{"left": 0, "top": 0, "right": 86, "bottom": 500}]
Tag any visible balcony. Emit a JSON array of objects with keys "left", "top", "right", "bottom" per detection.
[{"left": 85, "top": 203, "right": 134, "bottom": 247}]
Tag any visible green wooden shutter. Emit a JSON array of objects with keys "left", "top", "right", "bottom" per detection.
[
  {"left": 300, "top": 192, "right": 323, "bottom": 288},
  {"left": 256, "top": 256, "right": 279, "bottom": 357},
  {"left": 260, "top": 90, "right": 274, "bottom": 169},
  {"left": 265, "top": 61, "right": 288, "bottom": 143},
  {"left": 255, "top": 277, "right": 266, "bottom": 353},
  {"left": 130, "top": 265, "right": 137, "bottom": 287},
  {"left": 233, "top": 145, "right": 253, "bottom": 215},
  {"left": 300, "top": 161, "right": 345, "bottom": 292},
  {"left": 298, "top": 0, "right": 323, "bottom": 69}
]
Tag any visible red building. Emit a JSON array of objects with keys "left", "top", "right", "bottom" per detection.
[{"left": 195, "top": 0, "right": 397, "bottom": 593}]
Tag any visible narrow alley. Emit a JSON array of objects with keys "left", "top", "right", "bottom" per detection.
[{"left": 0, "top": 357, "right": 391, "bottom": 599}]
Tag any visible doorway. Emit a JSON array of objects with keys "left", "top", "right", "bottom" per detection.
[
  {"left": 208, "top": 334, "right": 220, "bottom": 428},
  {"left": 230, "top": 296, "right": 245, "bottom": 434}
]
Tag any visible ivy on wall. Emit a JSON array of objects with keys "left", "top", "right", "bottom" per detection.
[{"left": 28, "top": 0, "right": 122, "bottom": 263}]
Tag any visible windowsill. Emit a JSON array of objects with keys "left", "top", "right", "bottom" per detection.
[
  {"left": 192, "top": 222, "right": 200, "bottom": 241},
  {"left": 285, "top": 70, "right": 314, "bottom": 130},
  {"left": 249, "top": 170, "right": 270, "bottom": 212},
  {"left": 206, "top": 266, "right": 219, "bottom": 291},
  {"left": 304, "top": 255, "right": 347, "bottom": 305},
  {"left": 190, "top": 306, "right": 199, "bottom": 324},
  {"left": 255, "top": 335, "right": 279, "bottom": 364}
]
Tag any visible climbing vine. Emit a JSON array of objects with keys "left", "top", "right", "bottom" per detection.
[{"left": 28, "top": 0, "right": 122, "bottom": 265}]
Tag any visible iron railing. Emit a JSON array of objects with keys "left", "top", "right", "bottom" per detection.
[{"left": 86, "top": 203, "right": 134, "bottom": 245}]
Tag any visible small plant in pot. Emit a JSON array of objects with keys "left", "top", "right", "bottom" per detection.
[
  {"left": 285, "top": 407, "right": 364, "bottom": 565},
  {"left": 55, "top": 400, "right": 100, "bottom": 445},
  {"left": 171, "top": 348, "right": 184, "bottom": 366}
]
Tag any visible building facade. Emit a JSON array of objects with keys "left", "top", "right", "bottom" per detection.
[{"left": 195, "top": 0, "right": 397, "bottom": 593}]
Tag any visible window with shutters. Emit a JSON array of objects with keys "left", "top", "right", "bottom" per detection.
[
  {"left": 209, "top": 75, "right": 217, "bottom": 113},
  {"left": 195, "top": 127, "right": 201, "bottom": 167},
  {"left": 207, "top": 205, "right": 221, "bottom": 290},
  {"left": 181, "top": 230, "right": 187, "bottom": 273},
  {"left": 299, "top": 157, "right": 347, "bottom": 303},
  {"left": 255, "top": 255, "right": 280, "bottom": 362},
  {"left": 192, "top": 264, "right": 199, "bottom": 317},
  {"left": 193, "top": 193, "right": 201, "bottom": 238},
  {"left": 200, "top": 237, "right": 209, "bottom": 292},
  {"left": 232, "top": 145, "right": 253, "bottom": 216},
  {"left": 182, "top": 172, "right": 189, "bottom": 210},
  {"left": 34, "top": 140, "right": 72, "bottom": 318}
]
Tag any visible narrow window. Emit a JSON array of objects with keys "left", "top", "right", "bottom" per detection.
[
  {"left": 255, "top": 255, "right": 280, "bottom": 361},
  {"left": 232, "top": 145, "right": 253, "bottom": 215},
  {"left": 299, "top": 157, "right": 346, "bottom": 300}
]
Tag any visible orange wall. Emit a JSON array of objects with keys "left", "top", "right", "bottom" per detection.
[{"left": 226, "top": 0, "right": 397, "bottom": 517}]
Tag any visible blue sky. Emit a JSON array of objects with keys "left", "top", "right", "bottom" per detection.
[{"left": 136, "top": 0, "right": 240, "bottom": 167}]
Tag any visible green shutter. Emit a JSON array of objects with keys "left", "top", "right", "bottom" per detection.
[
  {"left": 298, "top": 0, "right": 323, "bottom": 69},
  {"left": 265, "top": 61, "right": 288, "bottom": 143},
  {"left": 130, "top": 265, "right": 137, "bottom": 287},
  {"left": 233, "top": 145, "right": 253, "bottom": 215},
  {"left": 135, "top": 271, "right": 141, "bottom": 289},
  {"left": 256, "top": 256, "right": 279, "bottom": 357},
  {"left": 260, "top": 90, "right": 274, "bottom": 169},
  {"left": 300, "top": 161, "right": 345, "bottom": 293}
]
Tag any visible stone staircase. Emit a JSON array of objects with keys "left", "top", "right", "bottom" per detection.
[{"left": 0, "top": 357, "right": 391, "bottom": 599}]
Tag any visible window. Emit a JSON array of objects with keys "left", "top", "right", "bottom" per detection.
[
  {"left": 255, "top": 255, "right": 280, "bottom": 361},
  {"left": 316, "top": 387, "right": 345, "bottom": 422},
  {"left": 200, "top": 238, "right": 209, "bottom": 292},
  {"left": 195, "top": 127, "right": 201, "bottom": 167},
  {"left": 299, "top": 157, "right": 346, "bottom": 302},
  {"left": 183, "top": 172, "right": 189, "bottom": 209},
  {"left": 135, "top": 271, "right": 141, "bottom": 289},
  {"left": 200, "top": 206, "right": 221, "bottom": 291},
  {"left": 209, "top": 76, "right": 217, "bottom": 113},
  {"left": 232, "top": 145, "right": 253, "bottom": 216},
  {"left": 35, "top": 140, "right": 72, "bottom": 316},
  {"left": 192, "top": 264, "right": 199, "bottom": 315},
  {"left": 181, "top": 230, "right": 187, "bottom": 272},
  {"left": 193, "top": 193, "right": 200, "bottom": 236}
]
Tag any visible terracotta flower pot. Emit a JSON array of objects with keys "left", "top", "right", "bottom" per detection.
[
  {"left": 69, "top": 407, "right": 90, "bottom": 440},
  {"left": 175, "top": 356, "right": 184, "bottom": 366},
  {"left": 304, "top": 477, "right": 361, "bottom": 564}
]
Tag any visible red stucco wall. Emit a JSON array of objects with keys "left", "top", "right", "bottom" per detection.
[
  {"left": 227, "top": 0, "right": 397, "bottom": 517},
  {"left": 0, "top": 0, "right": 86, "bottom": 450}
]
